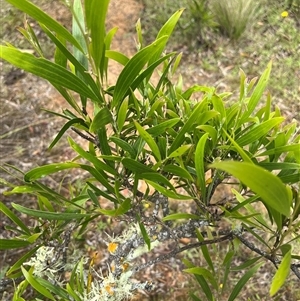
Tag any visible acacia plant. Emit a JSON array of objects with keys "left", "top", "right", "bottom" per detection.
[{"left": 1, "top": 0, "right": 300, "bottom": 300}]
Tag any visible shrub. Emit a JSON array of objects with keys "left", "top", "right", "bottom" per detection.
[{"left": 0, "top": 0, "right": 299, "bottom": 300}]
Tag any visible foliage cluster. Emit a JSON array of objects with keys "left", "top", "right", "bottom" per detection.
[{"left": 1, "top": 0, "right": 300, "bottom": 300}]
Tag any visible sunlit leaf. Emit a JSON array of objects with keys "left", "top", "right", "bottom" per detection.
[
  {"left": 210, "top": 161, "right": 290, "bottom": 216},
  {"left": 270, "top": 245, "right": 291, "bottom": 296},
  {"left": 12, "top": 203, "right": 89, "bottom": 220}
]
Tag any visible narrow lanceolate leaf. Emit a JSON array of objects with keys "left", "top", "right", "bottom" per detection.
[
  {"left": 24, "top": 162, "right": 81, "bottom": 182},
  {"left": 0, "top": 202, "right": 30, "bottom": 235},
  {"left": 183, "top": 267, "right": 218, "bottom": 290},
  {"left": 85, "top": 0, "right": 109, "bottom": 69},
  {"left": 146, "top": 118, "right": 180, "bottom": 137},
  {"left": 270, "top": 245, "right": 291, "bottom": 296},
  {"left": 72, "top": 0, "right": 88, "bottom": 70},
  {"left": 97, "top": 198, "right": 131, "bottom": 216},
  {"left": 117, "top": 98, "right": 129, "bottom": 132},
  {"left": 162, "top": 213, "right": 200, "bottom": 221},
  {"left": 168, "top": 144, "right": 192, "bottom": 158},
  {"left": 236, "top": 117, "right": 284, "bottom": 146},
  {"left": 21, "top": 266, "right": 55, "bottom": 300},
  {"left": 145, "top": 180, "right": 192, "bottom": 200},
  {"left": 238, "top": 61, "right": 272, "bottom": 125},
  {"left": 12, "top": 203, "right": 89, "bottom": 220},
  {"left": 169, "top": 102, "right": 208, "bottom": 154},
  {"left": 210, "top": 161, "right": 290, "bottom": 216},
  {"left": 134, "top": 121, "right": 161, "bottom": 162},
  {"left": 148, "top": 8, "right": 184, "bottom": 66},
  {"left": 0, "top": 46, "right": 99, "bottom": 101},
  {"left": 6, "top": 0, "right": 83, "bottom": 51},
  {"left": 0, "top": 239, "right": 31, "bottom": 250},
  {"left": 195, "top": 133, "right": 209, "bottom": 203},
  {"left": 112, "top": 35, "right": 168, "bottom": 108},
  {"left": 228, "top": 262, "right": 263, "bottom": 301},
  {"left": 89, "top": 107, "right": 113, "bottom": 133},
  {"left": 48, "top": 118, "right": 88, "bottom": 150}
]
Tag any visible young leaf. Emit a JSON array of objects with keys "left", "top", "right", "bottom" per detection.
[
  {"left": 236, "top": 117, "right": 284, "bottom": 146},
  {"left": 270, "top": 245, "right": 291, "bottom": 296},
  {"left": 238, "top": 61, "right": 272, "bottom": 125},
  {"left": 148, "top": 8, "right": 184, "bottom": 66},
  {"left": 21, "top": 266, "right": 55, "bottom": 300},
  {"left": 117, "top": 98, "right": 129, "bottom": 132},
  {"left": 195, "top": 133, "right": 209, "bottom": 203},
  {"left": 48, "top": 118, "right": 88, "bottom": 150},
  {"left": 228, "top": 262, "right": 263, "bottom": 301},
  {"left": 210, "top": 161, "right": 290, "bottom": 216},
  {"left": 134, "top": 121, "right": 162, "bottom": 162},
  {"left": 97, "top": 198, "right": 131, "bottom": 216},
  {"left": 89, "top": 107, "right": 112, "bottom": 133},
  {"left": 112, "top": 35, "right": 168, "bottom": 108},
  {"left": 168, "top": 144, "right": 192, "bottom": 158}
]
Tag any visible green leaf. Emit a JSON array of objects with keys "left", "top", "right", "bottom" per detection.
[
  {"left": 238, "top": 61, "right": 272, "bottom": 125},
  {"left": 110, "top": 137, "right": 136, "bottom": 158},
  {"left": 210, "top": 161, "right": 290, "bottom": 216},
  {"left": 168, "top": 144, "right": 192, "bottom": 158},
  {"left": 122, "top": 157, "right": 154, "bottom": 174},
  {"left": 162, "top": 213, "right": 200, "bottom": 221},
  {"left": 169, "top": 103, "right": 215, "bottom": 154},
  {"left": 40, "top": 25, "right": 102, "bottom": 101},
  {"left": 138, "top": 221, "right": 151, "bottom": 250},
  {"left": 236, "top": 117, "right": 284, "bottom": 146},
  {"left": 35, "top": 277, "right": 70, "bottom": 300},
  {"left": 7, "top": 246, "right": 40, "bottom": 275},
  {"left": 85, "top": 0, "right": 110, "bottom": 69},
  {"left": 0, "top": 46, "right": 99, "bottom": 101},
  {"left": 24, "top": 162, "right": 80, "bottom": 182},
  {"left": 257, "top": 144, "right": 300, "bottom": 156},
  {"left": 21, "top": 266, "right": 55, "bottom": 300},
  {"left": 117, "top": 98, "right": 129, "bottom": 132},
  {"left": 222, "top": 129, "right": 252, "bottom": 163},
  {"left": 145, "top": 180, "right": 191, "bottom": 200},
  {"left": 147, "top": 118, "right": 180, "bottom": 137},
  {"left": 0, "top": 239, "right": 31, "bottom": 250},
  {"left": 195, "top": 133, "right": 209, "bottom": 203},
  {"left": 112, "top": 35, "right": 168, "bottom": 108},
  {"left": 184, "top": 267, "right": 218, "bottom": 290},
  {"left": 228, "top": 262, "right": 263, "bottom": 301},
  {"left": 72, "top": 0, "right": 88, "bottom": 69},
  {"left": 90, "top": 107, "right": 112, "bottom": 133},
  {"left": 270, "top": 245, "right": 291, "bottom": 296},
  {"left": 134, "top": 121, "right": 161, "bottom": 162},
  {"left": 97, "top": 198, "right": 131, "bottom": 216},
  {"left": 162, "top": 164, "right": 194, "bottom": 181},
  {"left": 12, "top": 203, "right": 89, "bottom": 220},
  {"left": 0, "top": 202, "right": 30, "bottom": 235},
  {"left": 197, "top": 125, "right": 218, "bottom": 147},
  {"left": 105, "top": 50, "right": 129, "bottom": 66},
  {"left": 6, "top": 0, "right": 83, "bottom": 51},
  {"left": 195, "top": 230, "right": 214, "bottom": 273},
  {"left": 148, "top": 8, "right": 184, "bottom": 66},
  {"left": 48, "top": 118, "right": 87, "bottom": 150},
  {"left": 68, "top": 137, "right": 117, "bottom": 175},
  {"left": 140, "top": 172, "right": 175, "bottom": 190}
]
